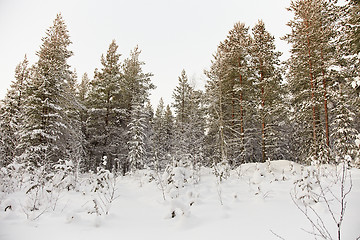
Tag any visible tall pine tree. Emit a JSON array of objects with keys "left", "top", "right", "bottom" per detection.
[
  {"left": 250, "top": 20, "right": 284, "bottom": 162},
  {"left": 86, "top": 40, "right": 124, "bottom": 171},
  {"left": 284, "top": 0, "right": 339, "bottom": 163}
]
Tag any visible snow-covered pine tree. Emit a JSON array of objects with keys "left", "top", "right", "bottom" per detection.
[
  {"left": 18, "top": 13, "right": 73, "bottom": 167},
  {"left": 121, "top": 46, "right": 155, "bottom": 110},
  {"left": 86, "top": 40, "right": 124, "bottom": 171},
  {"left": 218, "top": 22, "right": 256, "bottom": 164},
  {"left": 284, "top": 0, "right": 339, "bottom": 164},
  {"left": 0, "top": 55, "right": 30, "bottom": 167},
  {"left": 250, "top": 20, "right": 284, "bottom": 162}
]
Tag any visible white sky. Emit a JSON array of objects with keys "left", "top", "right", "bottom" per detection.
[{"left": 0, "top": 0, "right": 292, "bottom": 108}]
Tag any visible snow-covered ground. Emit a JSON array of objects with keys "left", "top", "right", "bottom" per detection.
[{"left": 1, "top": 160, "right": 359, "bottom": 240}]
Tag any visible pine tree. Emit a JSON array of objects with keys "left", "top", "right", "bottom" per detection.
[
  {"left": 86, "top": 40, "right": 124, "bottom": 171},
  {"left": 121, "top": 46, "right": 155, "bottom": 110},
  {"left": 18, "top": 13, "right": 73, "bottom": 167},
  {"left": 206, "top": 23, "right": 257, "bottom": 165},
  {"left": 284, "top": 0, "right": 339, "bottom": 163},
  {"left": 250, "top": 20, "right": 284, "bottom": 162},
  {"left": 219, "top": 22, "right": 256, "bottom": 164},
  {"left": 0, "top": 55, "right": 30, "bottom": 166}
]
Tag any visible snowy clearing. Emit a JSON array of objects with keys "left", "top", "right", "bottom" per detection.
[{"left": 1, "top": 160, "right": 360, "bottom": 240}]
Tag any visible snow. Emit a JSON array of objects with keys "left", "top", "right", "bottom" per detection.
[
  {"left": 1, "top": 160, "right": 360, "bottom": 240},
  {"left": 351, "top": 76, "right": 360, "bottom": 89},
  {"left": 355, "top": 135, "right": 360, "bottom": 148}
]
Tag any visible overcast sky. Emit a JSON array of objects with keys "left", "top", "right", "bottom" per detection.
[{"left": 0, "top": 0, "right": 292, "bottom": 107}]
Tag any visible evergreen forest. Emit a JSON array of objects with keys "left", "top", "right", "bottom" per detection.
[{"left": 1, "top": 0, "right": 359, "bottom": 176}]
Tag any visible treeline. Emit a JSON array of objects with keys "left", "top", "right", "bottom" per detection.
[{"left": 0, "top": 0, "right": 359, "bottom": 175}]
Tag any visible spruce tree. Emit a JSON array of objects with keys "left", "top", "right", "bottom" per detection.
[
  {"left": 128, "top": 98, "right": 147, "bottom": 172},
  {"left": 332, "top": 0, "right": 360, "bottom": 165},
  {"left": 77, "top": 73, "right": 90, "bottom": 137},
  {"left": 340, "top": 1, "right": 360, "bottom": 133},
  {"left": 250, "top": 20, "right": 284, "bottom": 162},
  {"left": 172, "top": 70, "right": 206, "bottom": 166},
  {"left": 143, "top": 101, "right": 155, "bottom": 168},
  {"left": 163, "top": 104, "right": 174, "bottom": 160},
  {"left": 186, "top": 90, "right": 206, "bottom": 166},
  {"left": 153, "top": 99, "right": 174, "bottom": 169},
  {"left": 331, "top": 83, "right": 359, "bottom": 165},
  {"left": 348, "top": 1, "right": 360, "bottom": 54},
  {"left": 18, "top": 13, "right": 73, "bottom": 167},
  {"left": 205, "top": 50, "right": 228, "bottom": 165},
  {"left": 172, "top": 70, "right": 193, "bottom": 163},
  {"left": 122, "top": 46, "right": 154, "bottom": 173},
  {"left": 153, "top": 98, "right": 167, "bottom": 168},
  {"left": 63, "top": 69, "right": 85, "bottom": 174},
  {"left": 0, "top": 55, "right": 30, "bottom": 166},
  {"left": 172, "top": 70, "right": 192, "bottom": 125},
  {"left": 75, "top": 73, "right": 91, "bottom": 171}
]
